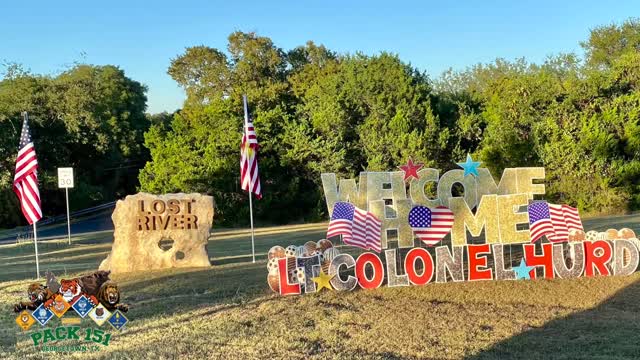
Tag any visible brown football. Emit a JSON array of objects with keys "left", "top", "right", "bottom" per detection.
[
  {"left": 268, "top": 246, "right": 286, "bottom": 260},
  {"left": 619, "top": 228, "right": 636, "bottom": 240},
  {"left": 267, "top": 273, "right": 280, "bottom": 293},
  {"left": 568, "top": 229, "right": 586, "bottom": 242},
  {"left": 303, "top": 241, "right": 318, "bottom": 256},
  {"left": 606, "top": 229, "right": 620, "bottom": 240},
  {"left": 316, "top": 239, "right": 334, "bottom": 252}
]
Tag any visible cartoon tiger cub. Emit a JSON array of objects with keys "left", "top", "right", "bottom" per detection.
[
  {"left": 55, "top": 278, "right": 99, "bottom": 306},
  {"left": 15, "top": 270, "right": 113, "bottom": 312},
  {"left": 43, "top": 270, "right": 111, "bottom": 307},
  {"left": 13, "top": 283, "right": 55, "bottom": 312}
]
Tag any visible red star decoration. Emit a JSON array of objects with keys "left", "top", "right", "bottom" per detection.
[{"left": 398, "top": 158, "right": 423, "bottom": 181}]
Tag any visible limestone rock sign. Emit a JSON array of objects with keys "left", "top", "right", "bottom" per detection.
[{"left": 100, "top": 193, "right": 214, "bottom": 273}]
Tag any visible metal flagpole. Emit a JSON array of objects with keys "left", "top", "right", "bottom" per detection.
[
  {"left": 21, "top": 111, "right": 40, "bottom": 279},
  {"left": 32, "top": 222, "right": 40, "bottom": 279},
  {"left": 243, "top": 95, "right": 256, "bottom": 263},
  {"left": 65, "top": 187, "right": 71, "bottom": 244},
  {"left": 249, "top": 191, "right": 256, "bottom": 263}
]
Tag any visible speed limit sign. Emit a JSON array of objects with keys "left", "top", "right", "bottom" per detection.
[{"left": 57, "top": 168, "right": 74, "bottom": 188}]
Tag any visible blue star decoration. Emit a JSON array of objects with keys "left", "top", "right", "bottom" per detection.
[
  {"left": 512, "top": 259, "right": 535, "bottom": 280},
  {"left": 456, "top": 154, "right": 482, "bottom": 177}
]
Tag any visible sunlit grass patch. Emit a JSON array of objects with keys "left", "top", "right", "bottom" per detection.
[{"left": 1, "top": 215, "right": 640, "bottom": 358}]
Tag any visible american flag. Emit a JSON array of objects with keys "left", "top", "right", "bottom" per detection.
[
  {"left": 327, "top": 202, "right": 382, "bottom": 252},
  {"left": 528, "top": 201, "right": 583, "bottom": 243},
  {"left": 408, "top": 205, "right": 454, "bottom": 246},
  {"left": 13, "top": 113, "right": 42, "bottom": 225},
  {"left": 240, "top": 95, "right": 261, "bottom": 199}
]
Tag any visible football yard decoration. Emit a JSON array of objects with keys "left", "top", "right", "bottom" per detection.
[{"left": 266, "top": 155, "right": 640, "bottom": 295}]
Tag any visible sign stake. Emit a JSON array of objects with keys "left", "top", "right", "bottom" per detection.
[
  {"left": 65, "top": 187, "right": 71, "bottom": 245},
  {"left": 249, "top": 191, "right": 256, "bottom": 263},
  {"left": 57, "top": 167, "right": 74, "bottom": 245},
  {"left": 243, "top": 96, "right": 257, "bottom": 264}
]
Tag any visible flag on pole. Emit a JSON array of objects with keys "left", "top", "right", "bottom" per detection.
[
  {"left": 240, "top": 98, "right": 262, "bottom": 199},
  {"left": 13, "top": 113, "right": 42, "bottom": 225},
  {"left": 327, "top": 202, "right": 382, "bottom": 252},
  {"left": 528, "top": 201, "right": 583, "bottom": 243}
]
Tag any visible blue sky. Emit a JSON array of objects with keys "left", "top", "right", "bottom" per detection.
[{"left": 1, "top": 1, "right": 638, "bottom": 113}]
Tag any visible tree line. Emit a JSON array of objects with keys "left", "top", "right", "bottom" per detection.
[
  {"left": 0, "top": 64, "right": 148, "bottom": 227},
  {"left": 1, "top": 19, "right": 639, "bottom": 228}
]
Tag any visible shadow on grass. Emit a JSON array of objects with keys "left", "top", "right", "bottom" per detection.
[
  {"left": 468, "top": 278, "right": 640, "bottom": 359},
  {"left": 115, "top": 261, "right": 271, "bottom": 323},
  {"left": 206, "top": 228, "right": 327, "bottom": 267},
  {"left": 212, "top": 254, "right": 265, "bottom": 266}
]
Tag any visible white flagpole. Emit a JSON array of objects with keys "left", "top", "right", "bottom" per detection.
[
  {"left": 65, "top": 187, "right": 71, "bottom": 244},
  {"left": 249, "top": 191, "right": 256, "bottom": 263},
  {"left": 243, "top": 95, "right": 256, "bottom": 263},
  {"left": 32, "top": 222, "right": 40, "bottom": 279},
  {"left": 21, "top": 111, "right": 40, "bottom": 279}
]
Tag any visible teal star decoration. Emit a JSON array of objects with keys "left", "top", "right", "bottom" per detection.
[
  {"left": 456, "top": 154, "right": 482, "bottom": 177},
  {"left": 512, "top": 259, "right": 535, "bottom": 280}
]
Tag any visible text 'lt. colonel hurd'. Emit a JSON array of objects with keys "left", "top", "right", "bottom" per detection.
[
  {"left": 100, "top": 193, "right": 214, "bottom": 274},
  {"left": 266, "top": 159, "right": 640, "bottom": 296}
]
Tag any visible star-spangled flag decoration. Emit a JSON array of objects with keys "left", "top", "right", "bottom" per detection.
[
  {"left": 408, "top": 205, "right": 455, "bottom": 246},
  {"left": 398, "top": 158, "right": 423, "bottom": 181},
  {"left": 456, "top": 154, "right": 482, "bottom": 177},
  {"left": 528, "top": 201, "right": 584, "bottom": 243},
  {"left": 13, "top": 113, "right": 42, "bottom": 225},
  {"left": 240, "top": 95, "right": 262, "bottom": 199},
  {"left": 327, "top": 202, "right": 382, "bottom": 252}
]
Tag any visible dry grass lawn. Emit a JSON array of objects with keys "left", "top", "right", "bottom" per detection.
[{"left": 1, "top": 216, "right": 639, "bottom": 359}]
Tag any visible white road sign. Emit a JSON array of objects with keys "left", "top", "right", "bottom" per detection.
[{"left": 57, "top": 167, "right": 74, "bottom": 188}]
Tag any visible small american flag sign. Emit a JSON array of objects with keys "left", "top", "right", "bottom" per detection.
[
  {"left": 528, "top": 201, "right": 583, "bottom": 243},
  {"left": 327, "top": 202, "right": 382, "bottom": 252}
]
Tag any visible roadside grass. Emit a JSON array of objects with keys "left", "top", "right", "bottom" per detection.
[{"left": 0, "top": 215, "right": 639, "bottom": 359}]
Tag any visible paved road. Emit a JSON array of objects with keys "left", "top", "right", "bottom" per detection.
[
  {"left": 2, "top": 210, "right": 637, "bottom": 245},
  {"left": 0, "top": 212, "right": 114, "bottom": 244}
]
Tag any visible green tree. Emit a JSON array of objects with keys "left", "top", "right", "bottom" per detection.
[
  {"left": 141, "top": 32, "right": 307, "bottom": 225},
  {"left": 582, "top": 18, "right": 640, "bottom": 68},
  {"left": 0, "top": 64, "right": 148, "bottom": 227},
  {"left": 142, "top": 19, "right": 640, "bottom": 226}
]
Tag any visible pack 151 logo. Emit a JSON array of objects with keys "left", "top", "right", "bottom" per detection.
[{"left": 13, "top": 270, "right": 129, "bottom": 352}]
